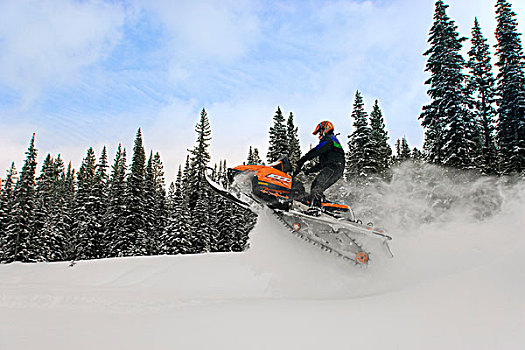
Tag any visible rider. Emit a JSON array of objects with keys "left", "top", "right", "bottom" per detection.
[{"left": 293, "top": 121, "right": 345, "bottom": 216}]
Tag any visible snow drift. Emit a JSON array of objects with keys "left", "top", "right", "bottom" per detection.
[{"left": 1, "top": 163, "right": 524, "bottom": 349}]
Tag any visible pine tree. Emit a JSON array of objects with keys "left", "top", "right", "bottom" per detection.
[
  {"left": 369, "top": 100, "right": 392, "bottom": 174},
  {"left": 37, "top": 155, "right": 70, "bottom": 261},
  {"left": 467, "top": 18, "right": 498, "bottom": 174},
  {"left": 145, "top": 151, "right": 167, "bottom": 254},
  {"left": 33, "top": 154, "right": 69, "bottom": 261},
  {"left": 62, "top": 162, "right": 76, "bottom": 259},
  {"left": 144, "top": 152, "right": 156, "bottom": 253},
  {"left": 412, "top": 147, "right": 424, "bottom": 161},
  {"left": 71, "top": 147, "right": 98, "bottom": 260},
  {"left": 267, "top": 106, "right": 288, "bottom": 163},
  {"left": 420, "top": 0, "right": 480, "bottom": 169},
  {"left": 494, "top": 0, "right": 525, "bottom": 175},
  {"left": 104, "top": 145, "right": 128, "bottom": 257},
  {"left": 247, "top": 146, "right": 254, "bottom": 165},
  {"left": 90, "top": 147, "right": 109, "bottom": 258},
  {"left": 286, "top": 112, "right": 302, "bottom": 168},
  {"left": 0, "top": 163, "right": 17, "bottom": 262},
  {"left": 182, "top": 155, "right": 191, "bottom": 205},
  {"left": 119, "top": 129, "right": 149, "bottom": 256},
  {"left": 188, "top": 109, "right": 212, "bottom": 210},
  {"left": 346, "top": 91, "right": 374, "bottom": 179},
  {"left": 162, "top": 166, "right": 192, "bottom": 254},
  {"left": 247, "top": 146, "right": 263, "bottom": 165},
  {"left": 5, "top": 134, "right": 38, "bottom": 262},
  {"left": 252, "top": 148, "right": 263, "bottom": 165},
  {"left": 394, "top": 137, "right": 412, "bottom": 163},
  {"left": 220, "top": 160, "right": 230, "bottom": 188},
  {"left": 32, "top": 154, "right": 53, "bottom": 247},
  {"left": 187, "top": 108, "right": 213, "bottom": 252}
]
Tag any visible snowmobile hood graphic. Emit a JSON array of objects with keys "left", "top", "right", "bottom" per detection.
[{"left": 206, "top": 157, "right": 393, "bottom": 265}]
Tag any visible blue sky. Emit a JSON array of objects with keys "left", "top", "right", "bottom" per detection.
[{"left": 1, "top": 0, "right": 524, "bottom": 180}]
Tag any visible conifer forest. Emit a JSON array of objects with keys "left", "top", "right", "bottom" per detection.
[{"left": 1, "top": 0, "right": 524, "bottom": 263}]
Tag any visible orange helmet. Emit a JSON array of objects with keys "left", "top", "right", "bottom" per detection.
[{"left": 313, "top": 121, "right": 334, "bottom": 136}]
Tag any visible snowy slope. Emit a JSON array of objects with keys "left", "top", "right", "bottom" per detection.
[{"left": 1, "top": 172, "right": 525, "bottom": 350}]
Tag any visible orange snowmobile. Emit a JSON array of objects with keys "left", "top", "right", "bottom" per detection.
[{"left": 206, "top": 157, "right": 393, "bottom": 265}]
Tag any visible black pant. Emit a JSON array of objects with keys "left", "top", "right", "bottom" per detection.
[{"left": 310, "top": 162, "right": 344, "bottom": 207}]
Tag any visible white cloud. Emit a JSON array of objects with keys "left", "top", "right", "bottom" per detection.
[
  {"left": 0, "top": 0, "right": 126, "bottom": 107},
  {"left": 143, "top": 0, "right": 260, "bottom": 64}
]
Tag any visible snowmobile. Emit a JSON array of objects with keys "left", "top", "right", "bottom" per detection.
[{"left": 205, "top": 157, "right": 393, "bottom": 265}]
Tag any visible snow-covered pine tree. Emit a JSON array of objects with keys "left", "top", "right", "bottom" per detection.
[
  {"left": 61, "top": 162, "right": 76, "bottom": 259},
  {"left": 5, "top": 134, "right": 38, "bottom": 262},
  {"left": 412, "top": 147, "right": 424, "bottom": 162},
  {"left": 220, "top": 160, "right": 229, "bottom": 187},
  {"left": 89, "top": 147, "right": 109, "bottom": 259},
  {"left": 71, "top": 147, "right": 98, "bottom": 260},
  {"left": 182, "top": 155, "right": 191, "bottom": 205},
  {"left": 188, "top": 109, "right": 212, "bottom": 210},
  {"left": 104, "top": 145, "right": 128, "bottom": 257},
  {"left": 346, "top": 91, "right": 374, "bottom": 180},
  {"left": 393, "top": 137, "right": 412, "bottom": 163},
  {"left": 33, "top": 154, "right": 68, "bottom": 261},
  {"left": 0, "top": 163, "right": 17, "bottom": 262},
  {"left": 63, "top": 162, "right": 76, "bottom": 205},
  {"left": 152, "top": 152, "right": 167, "bottom": 246},
  {"left": 247, "top": 147, "right": 263, "bottom": 165},
  {"left": 214, "top": 199, "right": 254, "bottom": 252},
  {"left": 494, "top": 0, "right": 525, "bottom": 175},
  {"left": 207, "top": 158, "right": 255, "bottom": 252},
  {"left": 34, "top": 154, "right": 55, "bottom": 233},
  {"left": 145, "top": 152, "right": 167, "bottom": 254},
  {"left": 252, "top": 148, "right": 263, "bottom": 165},
  {"left": 420, "top": 0, "right": 481, "bottom": 169},
  {"left": 162, "top": 166, "right": 192, "bottom": 254},
  {"left": 467, "top": 18, "right": 498, "bottom": 174},
  {"left": 191, "top": 184, "right": 214, "bottom": 253},
  {"left": 267, "top": 106, "right": 288, "bottom": 163},
  {"left": 166, "top": 181, "right": 176, "bottom": 216},
  {"left": 187, "top": 108, "right": 213, "bottom": 251},
  {"left": 120, "top": 129, "right": 149, "bottom": 256},
  {"left": 247, "top": 146, "right": 254, "bottom": 165},
  {"left": 369, "top": 100, "right": 392, "bottom": 174},
  {"left": 287, "top": 112, "right": 302, "bottom": 168},
  {"left": 161, "top": 181, "right": 177, "bottom": 254},
  {"left": 32, "top": 154, "right": 53, "bottom": 257},
  {"left": 144, "top": 152, "right": 156, "bottom": 254}
]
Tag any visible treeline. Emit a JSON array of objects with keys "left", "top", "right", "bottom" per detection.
[{"left": 0, "top": 109, "right": 256, "bottom": 263}]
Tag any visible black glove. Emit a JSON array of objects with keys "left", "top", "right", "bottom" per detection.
[
  {"left": 303, "top": 168, "right": 313, "bottom": 175},
  {"left": 292, "top": 159, "right": 304, "bottom": 177}
]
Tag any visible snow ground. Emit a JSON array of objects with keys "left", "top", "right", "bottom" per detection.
[{"left": 1, "top": 175, "right": 525, "bottom": 349}]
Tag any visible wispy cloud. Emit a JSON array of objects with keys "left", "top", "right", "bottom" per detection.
[{"left": 0, "top": 0, "right": 126, "bottom": 107}]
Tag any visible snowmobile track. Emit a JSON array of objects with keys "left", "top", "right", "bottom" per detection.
[{"left": 270, "top": 209, "right": 369, "bottom": 266}]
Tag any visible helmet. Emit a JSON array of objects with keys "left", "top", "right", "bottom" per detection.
[{"left": 313, "top": 121, "right": 334, "bottom": 136}]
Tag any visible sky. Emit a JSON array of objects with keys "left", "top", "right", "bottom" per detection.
[{"left": 1, "top": 0, "right": 524, "bottom": 181}]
